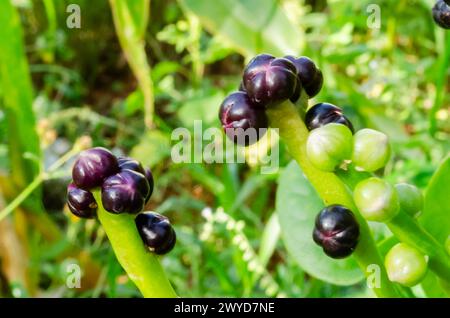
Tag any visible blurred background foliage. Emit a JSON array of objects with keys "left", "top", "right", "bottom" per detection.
[{"left": 0, "top": 0, "right": 448, "bottom": 297}]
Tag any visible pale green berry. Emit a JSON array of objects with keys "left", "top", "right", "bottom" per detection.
[
  {"left": 306, "top": 123, "right": 353, "bottom": 172},
  {"left": 395, "top": 183, "right": 424, "bottom": 218},
  {"left": 385, "top": 243, "right": 428, "bottom": 287},
  {"left": 354, "top": 177, "right": 399, "bottom": 222},
  {"left": 352, "top": 129, "right": 390, "bottom": 172}
]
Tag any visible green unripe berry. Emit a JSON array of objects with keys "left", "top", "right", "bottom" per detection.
[
  {"left": 352, "top": 129, "right": 390, "bottom": 172},
  {"left": 306, "top": 123, "right": 353, "bottom": 172},
  {"left": 385, "top": 243, "right": 428, "bottom": 287},
  {"left": 353, "top": 177, "right": 399, "bottom": 222},
  {"left": 395, "top": 183, "right": 424, "bottom": 218}
]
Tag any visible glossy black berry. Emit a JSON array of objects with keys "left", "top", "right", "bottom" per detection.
[
  {"left": 433, "top": 0, "right": 450, "bottom": 29},
  {"left": 135, "top": 212, "right": 176, "bottom": 255},
  {"left": 305, "top": 103, "right": 354, "bottom": 133},
  {"left": 72, "top": 147, "right": 118, "bottom": 190},
  {"left": 118, "top": 157, "right": 153, "bottom": 203},
  {"left": 242, "top": 54, "right": 298, "bottom": 107},
  {"left": 118, "top": 157, "right": 145, "bottom": 174},
  {"left": 143, "top": 168, "right": 154, "bottom": 203},
  {"left": 284, "top": 56, "right": 323, "bottom": 98},
  {"left": 67, "top": 183, "right": 97, "bottom": 218},
  {"left": 312, "top": 205, "right": 360, "bottom": 259},
  {"left": 101, "top": 169, "right": 150, "bottom": 214},
  {"left": 219, "top": 91, "right": 268, "bottom": 146}
]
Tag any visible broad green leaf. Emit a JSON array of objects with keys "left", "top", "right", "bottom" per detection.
[
  {"left": 277, "top": 161, "right": 363, "bottom": 285},
  {"left": 178, "top": 0, "right": 302, "bottom": 58},
  {"left": 420, "top": 155, "right": 450, "bottom": 245},
  {"left": 177, "top": 90, "right": 224, "bottom": 129},
  {"left": 0, "top": 0, "right": 41, "bottom": 204}
]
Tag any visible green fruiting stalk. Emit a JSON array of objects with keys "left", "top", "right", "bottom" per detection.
[
  {"left": 266, "top": 99, "right": 401, "bottom": 298},
  {"left": 337, "top": 167, "right": 450, "bottom": 283},
  {"left": 93, "top": 191, "right": 177, "bottom": 298}
]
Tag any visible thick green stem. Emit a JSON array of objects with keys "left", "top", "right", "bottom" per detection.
[
  {"left": 267, "top": 100, "right": 400, "bottom": 298},
  {"left": 338, "top": 168, "right": 450, "bottom": 283},
  {"left": 387, "top": 212, "right": 450, "bottom": 283},
  {"left": 93, "top": 192, "right": 177, "bottom": 298}
]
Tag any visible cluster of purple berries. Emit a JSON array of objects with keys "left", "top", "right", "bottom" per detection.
[
  {"left": 219, "top": 54, "right": 323, "bottom": 146},
  {"left": 67, "top": 147, "right": 175, "bottom": 255}
]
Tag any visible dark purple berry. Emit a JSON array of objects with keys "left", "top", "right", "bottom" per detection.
[
  {"left": 433, "top": 0, "right": 450, "bottom": 29},
  {"left": 67, "top": 183, "right": 97, "bottom": 218},
  {"left": 238, "top": 80, "right": 246, "bottom": 92},
  {"left": 305, "top": 103, "right": 354, "bottom": 133},
  {"left": 135, "top": 212, "right": 176, "bottom": 255},
  {"left": 72, "top": 147, "right": 118, "bottom": 190},
  {"left": 101, "top": 169, "right": 150, "bottom": 214},
  {"left": 243, "top": 54, "right": 298, "bottom": 107},
  {"left": 118, "top": 157, "right": 145, "bottom": 174},
  {"left": 143, "top": 168, "right": 154, "bottom": 203},
  {"left": 312, "top": 205, "right": 360, "bottom": 259},
  {"left": 284, "top": 56, "right": 323, "bottom": 98},
  {"left": 219, "top": 91, "right": 268, "bottom": 146}
]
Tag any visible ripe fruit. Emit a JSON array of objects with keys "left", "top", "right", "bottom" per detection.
[
  {"left": 242, "top": 54, "right": 298, "bottom": 107},
  {"left": 143, "top": 168, "right": 154, "bottom": 203},
  {"left": 433, "top": 0, "right": 450, "bottom": 29},
  {"left": 306, "top": 123, "right": 353, "bottom": 171},
  {"left": 118, "top": 157, "right": 145, "bottom": 174},
  {"left": 385, "top": 243, "right": 428, "bottom": 287},
  {"left": 219, "top": 91, "right": 268, "bottom": 146},
  {"left": 101, "top": 169, "right": 150, "bottom": 214},
  {"left": 395, "top": 183, "right": 424, "bottom": 218},
  {"left": 72, "top": 147, "right": 118, "bottom": 189},
  {"left": 135, "top": 212, "right": 176, "bottom": 255},
  {"left": 285, "top": 56, "right": 323, "bottom": 98},
  {"left": 304, "top": 103, "right": 354, "bottom": 133},
  {"left": 67, "top": 183, "right": 97, "bottom": 218},
  {"left": 354, "top": 177, "right": 399, "bottom": 222},
  {"left": 312, "top": 205, "right": 360, "bottom": 259},
  {"left": 352, "top": 129, "right": 390, "bottom": 172}
]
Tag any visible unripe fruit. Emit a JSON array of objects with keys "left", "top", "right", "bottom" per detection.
[
  {"left": 305, "top": 103, "right": 354, "bottom": 133},
  {"left": 395, "top": 183, "right": 424, "bottom": 218},
  {"left": 354, "top": 177, "right": 399, "bottom": 222},
  {"left": 135, "top": 212, "right": 176, "bottom": 255},
  {"left": 101, "top": 169, "right": 150, "bottom": 214},
  {"left": 72, "top": 147, "right": 118, "bottom": 189},
  {"left": 352, "top": 129, "right": 390, "bottom": 172},
  {"left": 243, "top": 54, "right": 298, "bottom": 107},
  {"left": 219, "top": 91, "right": 268, "bottom": 146},
  {"left": 312, "top": 205, "right": 360, "bottom": 259},
  {"left": 67, "top": 183, "right": 97, "bottom": 218},
  {"left": 284, "top": 55, "right": 323, "bottom": 98},
  {"left": 306, "top": 123, "right": 353, "bottom": 171},
  {"left": 385, "top": 243, "right": 428, "bottom": 287},
  {"left": 433, "top": 0, "right": 450, "bottom": 29}
]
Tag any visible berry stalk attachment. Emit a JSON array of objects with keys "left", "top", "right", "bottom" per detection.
[{"left": 93, "top": 191, "right": 177, "bottom": 297}]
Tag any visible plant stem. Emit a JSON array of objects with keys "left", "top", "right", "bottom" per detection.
[
  {"left": 92, "top": 191, "right": 177, "bottom": 298},
  {"left": 266, "top": 100, "right": 401, "bottom": 298},
  {"left": 338, "top": 168, "right": 450, "bottom": 283},
  {"left": 387, "top": 212, "right": 450, "bottom": 283}
]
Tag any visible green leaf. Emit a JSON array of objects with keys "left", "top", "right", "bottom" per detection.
[
  {"left": 258, "top": 212, "right": 280, "bottom": 268},
  {"left": 420, "top": 155, "right": 450, "bottom": 245},
  {"left": 276, "top": 161, "right": 364, "bottom": 285},
  {"left": 0, "top": 0, "right": 41, "bottom": 203},
  {"left": 178, "top": 0, "right": 302, "bottom": 57}
]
